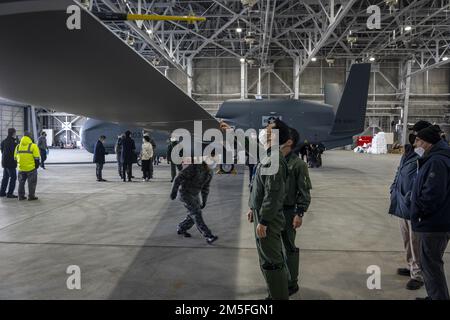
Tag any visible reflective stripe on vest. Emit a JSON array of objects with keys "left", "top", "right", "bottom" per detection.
[{"left": 16, "top": 144, "right": 32, "bottom": 154}]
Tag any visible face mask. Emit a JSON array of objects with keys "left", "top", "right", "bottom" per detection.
[
  {"left": 414, "top": 147, "right": 425, "bottom": 157},
  {"left": 409, "top": 133, "right": 417, "bottom": 145}
]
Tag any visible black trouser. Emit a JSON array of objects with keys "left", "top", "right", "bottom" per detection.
[
  {"left": 170, "top": 162, "right": 177, "bottom": 181},
  {"left": 96, "top": 163, "right": 104, "bottom": 180},
  {"left": 18, "top": 170, "right": 37, "bottom": 198},
  {"left": 170, "top": 162, "right": 183, "bottom": 181},
  {"left": 122, "top": 162, "right": 132, "bottom": 181},
  {"left": 0, "top": 168, "right": 17, "bottom": 196},
  {"left": 141, "top": 160, "right": 151, "bottom": 179},
  {"left": 40, "top": 149, "right": 47, "bottom": 168},
  {"left": 248, "top": 164, "right": 256, "bottom": 184},
  {"left": 418, "top": 232, "right": 450, "bottom": 300}
]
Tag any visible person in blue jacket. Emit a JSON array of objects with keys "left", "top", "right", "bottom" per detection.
[
  {"left": 389, "top": 120, "right": 431, "bottom": 290},
  {"left": 411, "top": 125, "right": 450, "bottom": 300}
]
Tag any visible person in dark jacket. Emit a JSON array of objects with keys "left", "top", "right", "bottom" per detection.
[
  {"left": 121, "top": 130, "right": 136, "bottom": 182},
  {"left": 115, "top": 134, "right": 124, "bottom": 179},
  {"left": 389, "top": 120, "right": 431, "bottom": 290},
  {"left": 0, "top": 128, "right": 18, "bottom": 198},
  {"left": 37, "top": 131, "right": 48, "bottom": 169},
  {"left": 170, "top": 161, "right": 218, "bottom": 245},
  {"left": 93, "top": 135, "right": 108, "bottom": 182},
  {"left": 167, "top": 138, "right": 183, "bottom": 182},
  {"left": 410, "top": 125, "right": 450, "bottom": 300}
]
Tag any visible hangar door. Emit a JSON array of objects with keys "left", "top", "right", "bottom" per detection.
[{"left": 0, "top": 105, "right": 25, "bottom": 141}]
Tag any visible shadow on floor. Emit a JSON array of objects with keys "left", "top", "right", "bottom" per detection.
[{"left": 108, "top": 171, "right": 246, "bottom": 299}]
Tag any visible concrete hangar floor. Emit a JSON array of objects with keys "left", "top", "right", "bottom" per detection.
[{"left": 0, "top": 149, "right": 448, "bottom": 300}]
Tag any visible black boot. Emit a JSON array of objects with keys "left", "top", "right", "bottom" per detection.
[
  {"left": 206, "top": 235, "right": 218, "bottom": 244},
  {"left": 177, "top": 230, "right": 192, "bottom": 238}
]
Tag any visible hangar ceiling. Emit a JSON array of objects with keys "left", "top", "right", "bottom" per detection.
[{"left": 89, "top": 0, "right": 450, "bottom": 74}]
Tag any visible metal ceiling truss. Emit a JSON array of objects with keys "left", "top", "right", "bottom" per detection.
[{"left": 86, "top": 0, "right": 450, "bottom": 78}]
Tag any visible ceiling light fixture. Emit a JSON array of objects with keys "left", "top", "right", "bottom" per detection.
[
  {"left": 404, "top": 25, "right": 412, "bottom": 31},
  {"left": 311, "top": 57, "right": 317, "bottom": 62},
  {"left": 236, "top": 27, "right": 243, "bottom": 33}
]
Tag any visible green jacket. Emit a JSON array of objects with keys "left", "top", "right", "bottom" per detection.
[
  {"left": 283, "top": 152, "right": 312, "bottom": 213},
  {"left": 248, "top": 148, "right": 288, "bottom": 229}
]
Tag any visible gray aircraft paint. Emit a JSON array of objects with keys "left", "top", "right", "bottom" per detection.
[
  {"left": 81, "top": 63, "right": 370, "bottom": 155},
  {"left": 0, "top": 0, "right": 218, "bottom": 134},
  {"left": 216, "top": 63, "right": 371, "bottom": 150},
  {"left": 81, "top": 119, "right": 169, "bottom": 157}
]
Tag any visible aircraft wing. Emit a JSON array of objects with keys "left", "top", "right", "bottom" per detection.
[{"left": 0, "top": 0, "right": 218, "bottom": 133}]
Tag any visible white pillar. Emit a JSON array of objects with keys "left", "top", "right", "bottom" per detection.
[
  {"left": 240, "top": 61, "right": 247, "bottom": 100},
  {"left": 401, "top": 60, "right": 412, "bottom": 146},
  {"left": 30, "top": 106, "right": 38, "bottom": 141},
  {"left": 293, "top": 56, "right": 300, "bottom": 99},
  {"left": 257, "top": 68, "right": 262, "bottom": 98},
  {"left": 187, "top": 58, "right": 193, "bottom": 98}
]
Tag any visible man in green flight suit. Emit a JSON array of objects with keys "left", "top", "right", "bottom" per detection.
[
  {"left": 247, "top": 119, "right": 291, "bottom": 300},
  {"left": 282, "top": 127, "right": 312, "bottom": 296}
]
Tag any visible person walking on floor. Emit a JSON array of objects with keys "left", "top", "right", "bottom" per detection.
[
  {"left": 410, "top": 125, "right": 450, "bottom": 300},
  {"left": 389, "top": 120, "right": 431, "bottom": 290},
  {"left": 167, "top": 137, "right": 182, "bottom": 182},
  {"left": 37, "top": 131, "right": 48, "bottom": 169},
  {"left": 14, "top": 132, "right": 40, "bottom": 201},
  {"left": 121, "top": 130, "right": 136, "bottom": 182},
  {"left": 141, "top": 135, "right": 153, "bottom": 182},
  {"left": 0, "top": 128, "right": 18, "bottom": 199},
  {"left": 93, "top": 135, "right": 108, "bottom": 182},
  {"left": 170, "top": 161, "right": 218, "bottom": 245}
]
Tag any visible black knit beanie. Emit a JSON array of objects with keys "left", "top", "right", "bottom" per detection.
[
  {"left": 417, "top": 125, "right": 441, "bottom": 144},
  {"left": 411, "top": 120, "right": 431, "bottom": 132}
]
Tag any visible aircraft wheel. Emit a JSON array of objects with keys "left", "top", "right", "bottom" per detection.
[{"left": 220, "top": 164, "right": 234, "bottom": 174}]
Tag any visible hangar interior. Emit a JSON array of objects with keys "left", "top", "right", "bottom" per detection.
[
  {"left": 2, "top": 0, "right": 449, "bottom": 145},
  {"left": 0, "top": 0, "right": 450, "bottom": 300}
]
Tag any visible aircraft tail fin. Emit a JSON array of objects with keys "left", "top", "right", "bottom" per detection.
[{"left": 330, "top": 63, "right": 371, "bottom": 135}]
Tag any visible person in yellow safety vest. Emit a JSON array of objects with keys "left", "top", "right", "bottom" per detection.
[{"left": 14, "top": 132, "right": 41, "bottom": 201}]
